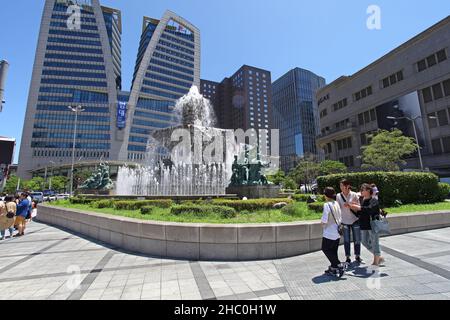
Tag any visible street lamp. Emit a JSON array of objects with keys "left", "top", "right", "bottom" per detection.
[
  {"left": 68, "top": 105, "right": 84, "bottom": 196},
  {"left": 386, "top": 115, "right": 437, "bottom": 172}
]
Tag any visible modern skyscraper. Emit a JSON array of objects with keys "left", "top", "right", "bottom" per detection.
[
  {"left": 118, "top": 12, "right": 201, "bottom": 162},
  {"left": 17, "top": 0, "right": 201, "bottom": 178},
  {"left": 316, "top": 16, "right": 450, "bottom": 177},
  {"left": 272, "top": 68, "right": 326, "bottom": 173},
  {"left": 202, "top": 65, "right": 273, "bottom": 153},
  {"left": 18, "top": 0, "right": 122, "bottom": 179}
]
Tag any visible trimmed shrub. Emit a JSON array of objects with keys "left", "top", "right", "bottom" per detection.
[
  {"left": 140, "top": 206, "right": 154, "bottom": 215},
  {"left": 293, "top": 194, "right": 325, "bottom": 203},
  {"left": 438, "top": 183, "right": 450, "bottom": 201},
  {"left": 113, "top": 200, "right": 173, "bottom": 210},
  {"left": 70, "top": 197, "right": 95, "bottom": 205},
  {"left": 91, "top": 199, "right": 114, "bottom": 209},
  {"left": 211, "top": 199, "right": 293, "bottom": 212},
  {"left": 317, "top": 172, "right": 442, "bottom": 207},
  {"left": 308, "top": 202, "right": 325, "bottom": 213},
  {"left": 171, "top": 205, "right": 237, "bottom": 218}
]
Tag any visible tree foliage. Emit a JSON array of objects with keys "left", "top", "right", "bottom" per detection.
[{"left": 361, "top": 129, "right": 418, "bottom": 171}]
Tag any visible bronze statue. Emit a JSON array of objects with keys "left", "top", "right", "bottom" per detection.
[{"left": 80, "top": 162, "right": 114, "bottom": 190}]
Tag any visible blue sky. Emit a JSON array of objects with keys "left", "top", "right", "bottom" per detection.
[{"left": 1, "top": 0, "right": 449, "bottom": 163}]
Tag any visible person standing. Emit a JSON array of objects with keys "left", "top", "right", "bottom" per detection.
[
  {"left": 321, "top": 187, "right": 345, "bottom": 278},
  {"left": 0, "top": 196, "right": 17, "bottom": 240},
  {"left": 15, "top": 193, "right": 30, "bottom": 237},
  {"left": 337, "top": 179, "right": 363, "bottom": 264},
  {"left": 349, "top": 184, "right": 385, "bottom": 266}
]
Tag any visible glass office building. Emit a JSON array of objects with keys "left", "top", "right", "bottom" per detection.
[
  {"left": 17, "top": 0, "right": 200, "bottom": 178},
  {"left": 119, "top": 13, "right": 201, "bottom": 162},
  {"left": 272, "top": 68, "right": 325, "bottom": 173}
]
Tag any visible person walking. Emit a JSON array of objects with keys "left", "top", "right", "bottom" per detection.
[
  {"left": 15, "top": 193, "right": 30, "bottom": 237},
  {"left": 337, "top": 179, "right": 363, "bottom": 265},
  {"left": 321, "top": 187, "right": 345, "bottom": 278},
  {"left": 30, "top": 200, "right": 38, "bottom": 222},
  {"left": 349, "top": 184, "right": 385, "bottom": 266},
  {"left": 0, "top": 196, "right": 17, "bottom": 240}
]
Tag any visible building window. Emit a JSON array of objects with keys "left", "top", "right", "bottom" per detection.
[
  {"left": 422, "top": 87, "right": 433, "bottom": 103},
  {"left": 353, "top": 86, "right": 372, "bottom": 102},
  {"left": 432, "top": 83, "right": 444, "bottom": 100},
  {"left": 428, "top": 112, "right": 438, "bottom": 129},
  {"left": 381, "top": 70, "right": 404, "bottom": 89},
  {"left": 432, "top": 139, "right": 443, "bottom": 155},
  {"left": 417, "top": 48, "right": 448, "bottom": 72},
  {"left": 437, "top": 109, "right": 449, "bottom": 126},
  {"left": 443, "top": 136, "right": 450, "bottom": 153},
  {"left": 443, "top": 79, "right": 450, "bottom": 96}
]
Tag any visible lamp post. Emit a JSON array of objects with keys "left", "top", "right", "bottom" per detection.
[
  {"left": 68, "top": 105, "right": 84, "bottom": 196},
  {"left": 387, "top": 115, "right": 437, "bottom": 172}
]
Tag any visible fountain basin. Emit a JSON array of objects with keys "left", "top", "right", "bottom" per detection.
[{"left": 37, "top": 205, "right": 450, "bottom": 261}]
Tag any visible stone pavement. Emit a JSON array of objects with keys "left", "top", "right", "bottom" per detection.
[{"left": 0, "top": 221, "right": 449, "bottom": 300}]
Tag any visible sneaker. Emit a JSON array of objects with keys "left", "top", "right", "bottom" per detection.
[
  {"left": 345, "top": 257, "right": 352, "bottom": 264},
  {"left": 355, "top": 256, "right": 364, "bottom": 264},
  {"left": 0, "top": 237, "right": 5, "bottom": 241},
  {"left": 337, "top": 267, "right": 345, "bottom": 278}
]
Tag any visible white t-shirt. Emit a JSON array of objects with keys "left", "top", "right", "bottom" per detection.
[
  {"left": 336, "top": 191, "right": 360, "bottom": 225},
  {"left": 321, "top": 201, "right": 342, "bottom": 241}
]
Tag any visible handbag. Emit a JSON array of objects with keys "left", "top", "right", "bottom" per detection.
[
  {"left": 370, "top": 215, "right": 391, "bottom": 235},
  {"left": 6, "top": 210, "right": 15, "bottom": 219},
  {"left": 328, "top": 203, "right": 344, "bottom": 236}
]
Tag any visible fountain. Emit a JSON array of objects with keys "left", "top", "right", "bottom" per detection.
[{"left": 116, "top": 86, "right": 238, "bottom": 196}]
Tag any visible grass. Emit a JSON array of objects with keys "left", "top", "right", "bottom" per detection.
[
  {"left": 385, "top": 201, "right": 450, "bottom": 214},
  {"left": 48, "top": 200, "right": 450, "bottom": 224}
]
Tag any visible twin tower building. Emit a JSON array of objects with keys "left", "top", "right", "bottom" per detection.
[{"left": 18, "top": 0, "right": 201, "bottom": 179}]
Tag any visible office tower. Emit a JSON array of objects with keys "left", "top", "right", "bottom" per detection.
[
  {"left": 272, "top": 68, "right": 326, "bottom": 172},
  {"left": 18, "top": 0, "right": 122, "bottom": 179},
  {"left": 118, "top": 12, "right": 201, "bottom": 162},
  {"left": 317, "top": 16, "right": 450, "bottom": 178}
]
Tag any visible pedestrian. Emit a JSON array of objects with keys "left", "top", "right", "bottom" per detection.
[
  {"left": 349, "top": 184, "right": 385, "bottom": 266},
  {"left": 31, "top": 200, "right": 38, "bottom": 221},
  {"left": 337, "top": 179, "right": 363, "bottom": 265},
  {"left": 371, "top": 184, "right": 380, "bottom": 201},
  {"left": 0, "top": 196, "right": 17, "bottom": 240},
  {"left": 15, "top": 193, "right": 30, "bottom": 237},
  {"left": 321, "top": 187, "right": 345, "bottom": 278}
]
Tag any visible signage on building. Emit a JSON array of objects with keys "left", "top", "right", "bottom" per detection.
[
  {"left": 117, "top": 101, "right": 127, "bottom": 129},
  {"left": 318, "top": 94, "right": 330, "bottom": 107}
]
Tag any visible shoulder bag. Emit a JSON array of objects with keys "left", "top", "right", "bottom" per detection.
[{"left": 328, "top": 203, "right": 344, "bottom": 236}]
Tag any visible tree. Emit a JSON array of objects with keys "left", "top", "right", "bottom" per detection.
[
  {"left": 289, "top": 161, "right": 320, "bottom": 187},
  {"left": 49, "top": 176, "right": 69, "bottom": 192},
  {"left": 22, "top": 177, "right": 46, "bottom": 191},
  {"left": 361, "top": 129, "right": 418, "bottom": 171},
  {"left": 3, "top": 175, "right": 20, "bottom": 194},
  {"left": 267, "top": 170, "right": 286, "bottom": 186},
  {"left": 73, "top": 169, "right": 93, "bottom": 190},
  {"left": 283, "top": 177, "right": 297, "bottom": 190},
  {"left": 318, "top": 160, "right": 347, "bottom": 176}
]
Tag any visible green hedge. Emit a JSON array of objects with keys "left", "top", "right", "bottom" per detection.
[
  {"left": 211, "top": 199, "right": 293, "bottom": 212},
  {"left": 91, "top": 199, "right": 114, "bottom": 209},
  {"left": 438, "top": 183, "right": 450, "bottom": 201},
  {"left": 308, "top": 202, "right": 325, "bottom": 213},
  {"left": 69, "top": 197, "right": 95, "bottom": 205},
  {"left": 113, "top": 200, "right": 173, "bottom": 210},
  {"left": 293, "top": 194, "right": 325, "bottom": 203},
  {"left": 317, "top": 172, "right": 442, "bottom": 207},
  {"left": 171, "top": 205, "right": 236, "bottom": 218}
]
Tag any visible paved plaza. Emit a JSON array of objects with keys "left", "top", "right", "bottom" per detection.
[{"left": 0, "top": 221, "right": 450, "bottom": 300}]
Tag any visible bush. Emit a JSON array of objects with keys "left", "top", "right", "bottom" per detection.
[
  {"left": 70, "top": 197, "right": 95, "bottom": 205},
  {"left": 438, "top": 183, "right": 450, "bottom": 201},
  {"left": 91, "top": 199, "right": 114, "bottom": 209},
  {"left": 293, "top": 194, "right": 325, "bottom": 203},
  {"left": 211, "top": 199, "right": 293, "bottom": 212},
  {"left": 317, "top": 172, "right": 442, "bottom": 207},
  {"left": 171, "top": 205, "right": 237, "bottom": 218},
  {"left": 308, "top": 202, "right": 325, "bottom": 213},
  {"left": 113, "top": 200, "right": 173, "bottom": 210},
  {"left": 140, "top": 206, "right": 154, "bottom": 215}
]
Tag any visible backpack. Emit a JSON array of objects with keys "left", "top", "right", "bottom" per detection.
[{"left": 6, "top": 203, "right": 15, "bottom": 219}]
